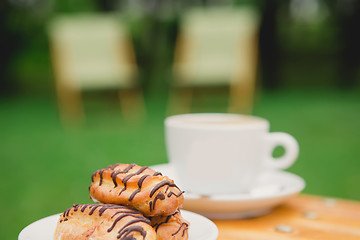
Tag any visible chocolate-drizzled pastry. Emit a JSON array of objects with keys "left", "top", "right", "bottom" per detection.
[
  {"left": 54, "top": 204, "right": 157, "bottom": 240},
  {"left": 150, "top": 210, "right": 189, "bottom": 240},
  {"left": 89, "top": 163, "right": 184, "bottom": 216}
]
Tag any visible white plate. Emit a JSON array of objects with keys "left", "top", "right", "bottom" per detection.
[
  {"left": 151, "top": 163, "right": 305, "bottom": 219},
  {"left": 18, "top": 210, "right": 218, "bottom": 240}
]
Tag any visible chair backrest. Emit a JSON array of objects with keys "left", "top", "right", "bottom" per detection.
[
  {"left": 48, "top": 13, "right": 137, "bottom": 90},
  {"left": 173, "top": 7, "right": 260, "bottom": 86}
]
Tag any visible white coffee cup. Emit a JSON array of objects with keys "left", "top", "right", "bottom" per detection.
[{"left": 165, "top": 113, "right": 299, "bottom": 195}]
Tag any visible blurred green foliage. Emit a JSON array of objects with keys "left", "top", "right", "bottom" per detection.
[{"left": 3, "top": 0, "right": 358, "bottom": 95}]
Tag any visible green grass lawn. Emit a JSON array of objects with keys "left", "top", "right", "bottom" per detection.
[{"left": 1, "top": 87, "right": 360, "bottom": 239}]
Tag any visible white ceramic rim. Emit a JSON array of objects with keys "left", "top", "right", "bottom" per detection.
[
  {"left": 150, "top": 164, "right": 306, "bottom": 202},
  {"left": 165, "top": 113, "right": 269, "bottom": 130},
  {"left": 18, "top": 210, "right": 219, "bottom": 240},
  {"left": 185, "top": 171, "right": 305, "bottom": 201}
]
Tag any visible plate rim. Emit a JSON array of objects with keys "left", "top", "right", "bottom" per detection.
[{"left": 18, "top": 209, "right": 218, "bottom": 240}]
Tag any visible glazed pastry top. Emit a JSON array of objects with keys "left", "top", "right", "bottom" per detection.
[{"left": 89, "top": 163, "right": 184, "bottom": 216}]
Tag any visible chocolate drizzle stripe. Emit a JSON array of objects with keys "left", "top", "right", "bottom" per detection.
[
  {"left": 128, "top": 174, "right": 149, "bottom": 201},
  {"left": 182, "top": 227, "right": 189, "bottom": 237},
  {"left": 167, "top": 191, "right": 185, "bottom": 198},
  {"left": 128, "top": 189, "right": 141, "bottom": 201},
  {"left": 123, "top": 173, "right": 136, "bottom": 183},
  {"left": 149, "top": 192, "right": 166, "bottom": 212},
  {"left": 164, "top": 185, "right": 170, "bottom": 193},
  {"left": 73, "top": 204, "right": 80, "bottom": 212},
  {"left": 116, "top": 219, "right": 148, "bottom": 239},
  {"left": 149, "top": 180, "right": 180, "bottom": 198},
  {"left": 107, "top": 215, "right": 131, "bottom": 232},
  {"left": 153, "top": 171, "right": 162, "bottom": 176},
  {"left": 108, "top": 163, "right": 120, "bottom": 170},
  {"left": 99, "top": 169, "right": 106, "bottom": 185},
  {"left": 151, "top": 210, "right": 179, "bottom": 231},
  {"left": 98, "top": 206, "right": 109, "bottom": 216},
  {"left": 121, "top": 163, "right": 136, "bottom": 173},
  {"left": 81, "top": 205, "right": 88, "bottom": 212},
  {"left": 63, "top": 208, "right": 71, "bottom": 217},
  {"left": 138, "top": 174, "right": 149, "bottom": 188},
  {"left": 91, "top": 173, "right": 95, "bottom": 182},
  {"left": 134, "top": 166, "right": 148, "bottom": 175},
  {"left": 153, "top": 214, "right": 172, "bottom": 232},
  {"left": 89, "top": 205, "right": 101, "bottom": 215},
  {"left": 111, "top": 210, "right": 141, "bottom": 219},
  {"left": 111, "top": 164, "right": 136, "bottom": 187},
  {"left": 172, "top": 222, "right": 189, "bottom": 236},
  {"left": 118, "top": 225, "right": 146, "bottom": 239},
  {"left": 99, "top": 204, "right": 140, "bottom": 216},
  {"left": 119, "top": 173, "right": 136, "bottom": 195},
  {"left": 108, "top": 214, "right": 148, "bottom": 233},
  {"left": 111, "top": 171, "right": 120, "bottom": 187}
]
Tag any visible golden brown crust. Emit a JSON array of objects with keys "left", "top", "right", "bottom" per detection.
[
  {"left": 150, "top": 210, "right": 189, "bottom": 240},
  {"left": 89, "top": 163, "right": 184, "bottom": 216},
  {"left": 54, "top": 204, "right": 157, "bottom": 240}
]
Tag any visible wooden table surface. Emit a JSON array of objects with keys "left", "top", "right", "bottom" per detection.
[{"left": 212, "top": 194, "right": 360, "bottom": 240}]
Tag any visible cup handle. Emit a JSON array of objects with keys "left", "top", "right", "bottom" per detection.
[{"left": 264, "top": 132, "right": 299, "bottom": 169}]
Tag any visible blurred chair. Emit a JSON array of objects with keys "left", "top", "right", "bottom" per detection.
[
  {"left": 168, "top": 7, "right": 260, "bottom": 115},
  {"left": 48, "top": 13, "right": 145, "bottom": 126}
]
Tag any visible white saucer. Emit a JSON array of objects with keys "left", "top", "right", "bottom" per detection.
[
  {"left": 151, "top": 163, "right": 305, "bottom": 219},
  {"left": 18, "top": 210, "right": 218, "bottom": 240}
]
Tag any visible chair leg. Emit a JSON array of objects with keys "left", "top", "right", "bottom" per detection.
[
  {"left": 228, "top": 79, "right": 254, "bottom": 114},
  {"left": 229, "top": 33, "right": 258, "bottom": 114},
  {"left": 56, "top": 81, "right": 85, "bottom": 127},
  {"left": 118, "top": 88, "right": 146, "bottom": 123},
  {"left": 51, "top": 42, "right": 84, "bottom": 127},
  {"left": 166, "top": 87, "right": 193, "bottom": 116}
]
